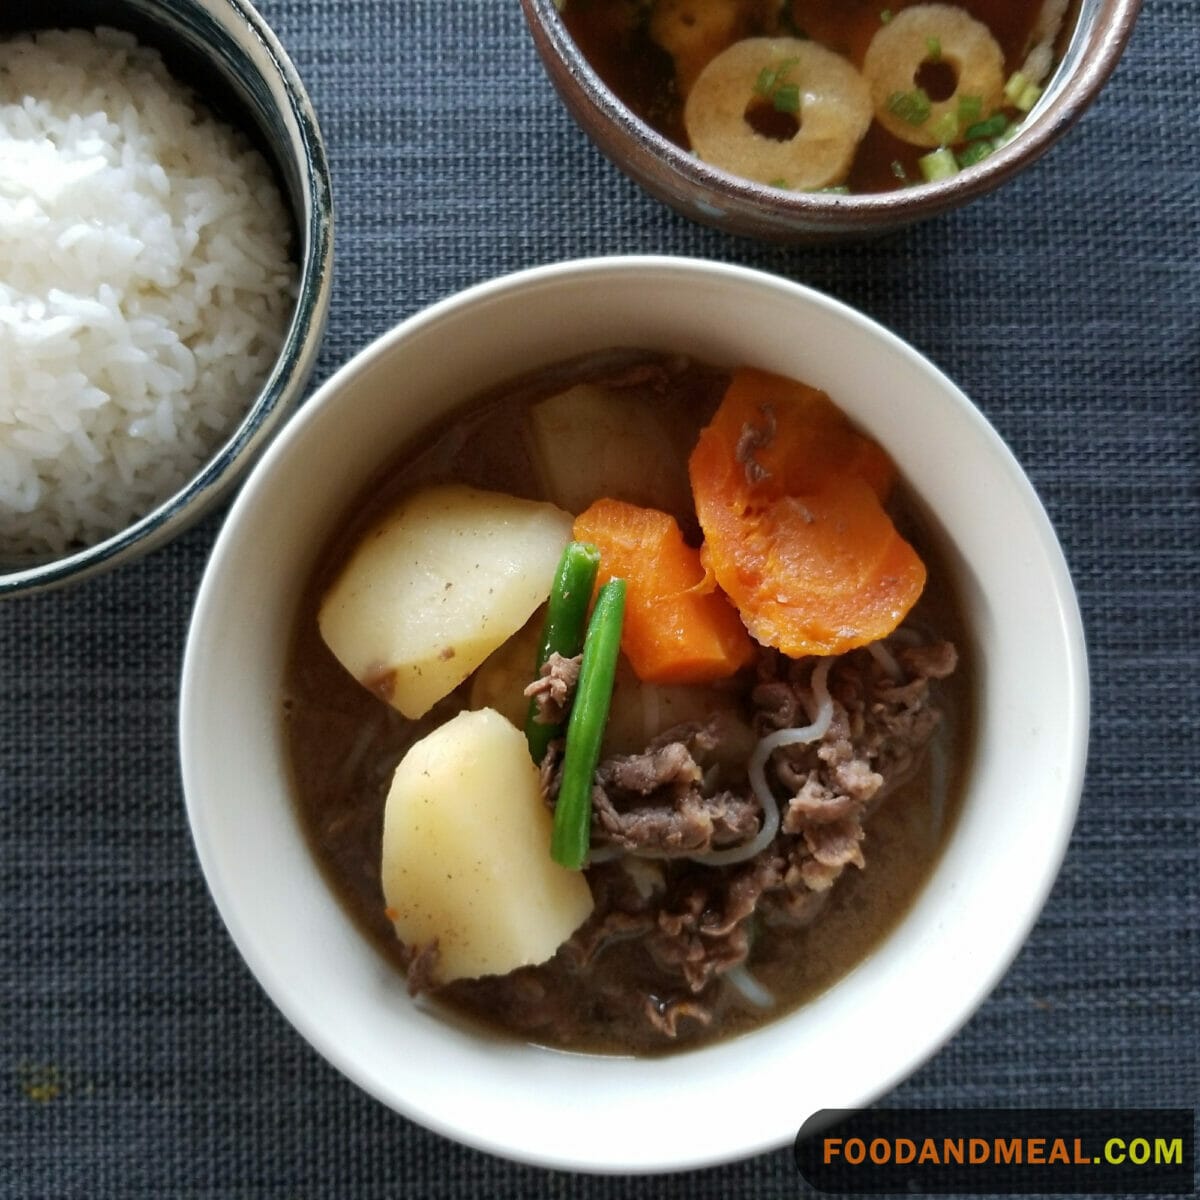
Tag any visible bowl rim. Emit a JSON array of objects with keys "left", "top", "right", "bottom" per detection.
[
  {"left": 520, "top": 0, "right": 1143, "bottom": 227},
  {"left": 180, "top": 255, "right": 1090, "bottom": 1173},
  {"left": 0, "top": 0, "right": 335, "bottom": 599}
]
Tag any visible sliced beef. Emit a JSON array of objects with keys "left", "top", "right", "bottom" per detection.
[
  {"left": 588, "top": 738, "right": 761, "bottom": 856},
  {"left": 601, "top": 740, "right": 701, "bottom": 793},
  {"left": 644, "top": 995, "right": 713, "bottom": 1037},
  {"left": 526, "top": 632, "right": 956, "bottom": 1040},
  {"left": 563, "top": 861, "right": 661, "bottom": 968},
  {"left": 760, "top": 642, "right": 957, "bottom": 899},
  {"left": 751, "top": 679, "right": 801, "bottom": 731},
  {"left": 523, "top": 651, "right": 580, "bottom": 726},
  {"left": 593, "top": 787, "right": 761, "bottom": 856},
  {"left": 804, "top": 817, "right": 866, "bottom": 869},
  {"left": 780, "top": 771, "right": 870, "bottom": 826},
  {"left": 647, "top": 894, "right": 753, "bottom": 993}
]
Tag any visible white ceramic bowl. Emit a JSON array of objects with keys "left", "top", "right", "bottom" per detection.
[
  {"left": 0, "top": 0, "right": 333, "bottom": 597},
  {"left": 180, "top": 257, "right": 1088, "bottom": 1173}
]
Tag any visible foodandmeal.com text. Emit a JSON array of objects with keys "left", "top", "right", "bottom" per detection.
[
  {"left": 820, "top": 1133, "right": 1185, "bottom": 1167},
  {"left": 793, "top": 1108, "right": 1195, "bottom": 1194}
]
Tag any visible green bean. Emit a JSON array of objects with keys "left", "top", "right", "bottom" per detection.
[
  {"left": 525, "top": 541, "right": 600, "bottom": 764},
  {"left": 550, "top": 578, "right": 626, "bottom": 870}
]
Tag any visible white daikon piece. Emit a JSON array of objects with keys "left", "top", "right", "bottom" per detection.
[{"left": 526, "top": 383, "right": 693, "bottom": 517}]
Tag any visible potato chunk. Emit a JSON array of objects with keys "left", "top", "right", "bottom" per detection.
[
  {"left": 600, "top": 661, "right": 739, "bottom": 757},
  {"left": 467, "top": 612, "right": 543, "bottom": 729},
  {"left": 381, "top": 708, "right": 594, "bottom": 983},
  {"left": 318, "top": 485, "right": 572, "bottom": 718}
]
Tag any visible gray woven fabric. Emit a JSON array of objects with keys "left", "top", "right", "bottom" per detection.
[{"left": 2, "top": 1, "right": 1197, "bottom": 1195}]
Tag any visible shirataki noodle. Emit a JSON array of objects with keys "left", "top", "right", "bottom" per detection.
[{"left": 691, "top": 657, "right": 834, "bottom": 867}]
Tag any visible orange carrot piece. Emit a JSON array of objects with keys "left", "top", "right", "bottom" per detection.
[
  {"left": 689, "top": 367, "right": 925, "bottom": 657},
  {"left": 573, "top": 498, "right": 756, "bottom": 684},
  {"left": 701, "top": 366, "right": 897, "bottom": 500}
]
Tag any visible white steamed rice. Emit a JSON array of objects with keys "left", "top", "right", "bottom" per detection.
[{"left": 0, "top": 27, "right": 297, "bottom": 558}]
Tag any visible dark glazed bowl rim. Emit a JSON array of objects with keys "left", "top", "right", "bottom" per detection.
[
  {"left": 0, "top": 0, "right": 335, "bottom": 598},
  {"left": 520, "top": 0, "right": 1142, "bottom": 239}
]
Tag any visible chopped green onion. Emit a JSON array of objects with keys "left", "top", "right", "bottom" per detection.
[
  {"left": 1003, "top": 70, "right": 1030, "bottom": 106},
  {"left": 773, "top": 82, "right": 800, "bottom": 113},
  {"left": 775, "top": 58, "right": 801, "bottom": 84},
  {"left": 880, "top": 8, "right": 893, "bottom": 23},
  {"left": 550, "top": 578, "right": 626, "bottom": 870},
  {"left": 925, "top": 36, "right": 942, "bottom": 62},
  {"left": 931, "top": 110, "right": 960, "bottom": 145},
  {"left": 964, "top": 113, "right": 1008, "bottom": 141},
  {"left": 991, "top": 121, "right": 1020, "bottom": 150},
  {"left": 957, "top": 140, "right": 993, "bottom": 168},
  {"left": 754, "top": 57, "right": 799, "bottom": 100},
  {"left": 525, "top": 541, "right": 600, "bottom": 764},
  {"left": 887, "top": 89, "right": 931, "bottom": 126},
  {"left": 918, "top": 147, "right": 958, "bottom": 182},
  {"left": 769, "top": 177, "right": 791, "bottom": 189},
  {"left": 890, "top": 159, "right": 908, "bottom": 181},
  {"left": 1015, "top": 81, "right": 1042, "bottom": 112},
  {"left": 957, "top": 94, "right": 983, "bottom": 125},
  {"left": 753, "top": 58, "right": 804, "bottom": 114}
]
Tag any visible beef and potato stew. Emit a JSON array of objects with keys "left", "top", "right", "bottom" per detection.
[{"left": 283, "top": 352, "right": 972, "bottom": 1054}]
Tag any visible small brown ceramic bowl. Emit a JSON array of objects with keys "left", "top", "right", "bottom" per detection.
[{"left": 520, "top": 0, "right": 1141, "bottom": 241}]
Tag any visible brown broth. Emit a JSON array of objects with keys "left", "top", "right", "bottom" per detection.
[
  {"left": 282, "top": 352, "right": 975, "bottom": 1054},
  {"left": 559, "top": 0, "right": 1077, "bottom": 192}
]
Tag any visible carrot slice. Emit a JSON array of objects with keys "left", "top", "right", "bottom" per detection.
[
  {"left": 689, "top": 367, "right": 925, "bottom": 657},
  {"left": 573, "top": 498, "right": 756, "bottom": 684},
  {"left": 701, "top": 366, "right": 897, "bottom": 500}
]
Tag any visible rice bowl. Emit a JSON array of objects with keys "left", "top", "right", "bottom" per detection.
[
  {"left": 0, "top": 0, "right": 333, "bottom": 596},
  {"left": 0, "top": 27, "right": 295, "bottom": 557}
]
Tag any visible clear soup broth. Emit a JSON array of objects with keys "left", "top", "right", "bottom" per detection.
[{"left": 559, "top": 0, "right": 1077, "bottom": 192}]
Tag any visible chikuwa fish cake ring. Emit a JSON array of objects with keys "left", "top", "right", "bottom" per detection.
[
  {"left": 649, "top": 0, "right": 746, "bottom": 98},
  {"left": 684, "top": 38, "right": 871, "bottom": 192},
  {"left": 863, "top": 4, "right": 1005, "bottom": 148}
]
